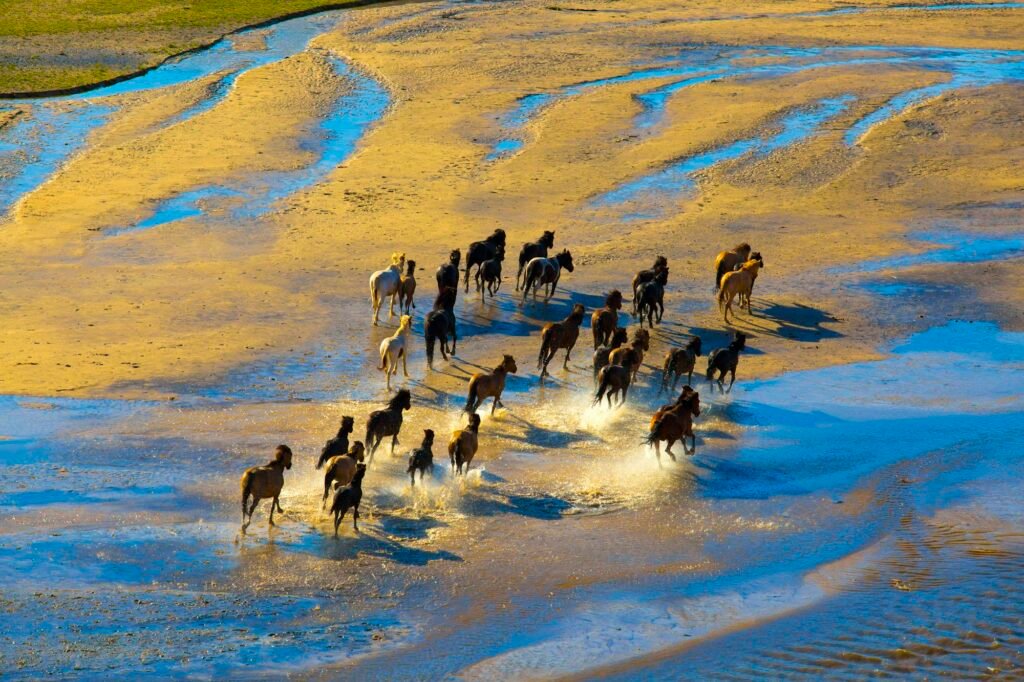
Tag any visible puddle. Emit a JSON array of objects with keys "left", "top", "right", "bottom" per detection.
[{"left": 837, "top": 229, "right": 1024, "bottom": 273}]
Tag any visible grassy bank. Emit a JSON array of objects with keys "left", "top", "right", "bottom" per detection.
[{"left": 0, "top": 0, "right": 390, "bottom": 95}]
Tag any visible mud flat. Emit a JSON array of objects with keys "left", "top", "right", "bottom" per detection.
[{"left": 0, "top": 0, "right": 1022, "bottom": 677}]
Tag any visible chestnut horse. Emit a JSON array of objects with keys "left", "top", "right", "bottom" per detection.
[
  {"left": 591, "top": 290, "right": 623, "bottom": 349},
  {"left": 646, "top": 387, "right": 701, "bottom": 464},
  {"left": 609, "top": 328, "right": 650, "bottom": 382},
  {"left": 713, "top": 242, "right": 751, "bottom": 290},
  {"left": 241, "top": 444, "right": 293, "bottom": 531},
  {"left": 538, "top": 303, "right": 586, "bottom": 378},
  {"left": 718, "top": 258, "right": 763, "bottom": 322},
  {"left": 465, "top": 355, "right": 518, "bottom": 414},
  {"left": 593, "top": 326, "right": 628, "bottom": 381},
  {"left": 399, "top": 259, "right": 417, "bottom": 314}
]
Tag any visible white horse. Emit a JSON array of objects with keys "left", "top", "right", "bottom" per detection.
[
  {"left": 369, "top": 252, "right": 405, "bottom": 325},
  {"left": 521, "top": 249, "right": 575, "bottom": 303},
  {"left": 379, "top": 314, "right": 412, "bottom": 390}
]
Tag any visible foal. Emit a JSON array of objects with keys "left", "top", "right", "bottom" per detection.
[
  {"left": 661, "top": 336, "right": 703, "bottom": 393},
  {"left": 399, "top": 259, "right": 417, "bottom": 314},
  {"left": 378, "top": 314, "right": 412, "bottom": 390},
  {"left": 591, "top": 290, "right": 623, "bottom": 349},
  {"left": 465, "top": 355, "right": 518, "bottom": 414},
  {"left": 714, "top": 242, "right": 752, "bottom": 290},
  {"left": 538, "top": 303, "right": 586, "bottom": 378},
  {"left": 241, "top": 445, "right": 293, "bottom": 532}
]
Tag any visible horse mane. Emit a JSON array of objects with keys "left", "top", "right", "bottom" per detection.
[
  {"left": 605, "top": 289, "right": 622, "bottom": 306},
  {"left": 405, "top": 260, "right": 416, "bottom": 275},
  {"left": 686, "top": 336, "right": 701, "bottom": 352},
  {"left": 733, "top": 242, "right": 751, "bottom": 254},
  {"left": 567, "top": 304, "right": 585, "bottom": 322},
  {"left": 652, "top": 255, "right": 668, "bottom": 269},
  {"left": 273, "top": 444, "right": 292, "bottom": 463},
  {"left": 387, "top": 390, "right": 411, "bottom": 410}
]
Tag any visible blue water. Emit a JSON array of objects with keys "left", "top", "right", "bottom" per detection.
[
  {"left": 594, "top": 96, "right": 853, "bottom": 215},
  {"left": 838, "top": 230, "right": 1024, "bottom": 273}
]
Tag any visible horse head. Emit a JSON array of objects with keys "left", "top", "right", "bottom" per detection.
[
  {"left": 612, "top": 327, "right": 628, "bottom": 345},
  {"left": 275, "top": 444, "right": 293, "bottom": 469},
  {"left": 733, "top": 242, "right": 751, "bottom": 259},
  {"left": 490, "top": 229, "right": 507, "bottom": 246},
  {"left": 466, "top": 413, "right": 482, "bottom": 430},
  {"left": 689, "top": 391, "right": 701, "bottom": 417},
  {"left": 390, "top": 389, "right": 412, "bottom": 411},
  {"left": 391, "top": 252, "right": 406, "bottom": 268},
  {"left": 635, "top": 328, "right": 651, "bottom": 350},
  {"left": 449, "top": 249, "right": 461, "bottom": 266},
  {"left": 405, "top": 260, "right": 417, "bottom": 276},
  {"left": 732, "top": 332, "right": 747, "bottom": 350},
  {"left": 398, "top": 315, "right": 413, "bottom": 332},
  {"left": 750, "top": 251, "right": 763, "bottom": 268},
  {"left": 688, "top": 336, "right": 703, "bottom": 356},
  {"left": 570, "top": 303, "right": 586, "bottom": 321},
  {"left": 349, "top": 441, "right": 366, "bottom": 462},
  {"left": 501, "top": 354, "right": 518, "bottom": 374},
  {"left": 541, "top": 230, "right": 555, "bottom": 248},
  {"left": 340, "top": 415, "right": 355, "bottom": 434},
  {"left": 494, "top": 244, "right": 506, "bottom": 261},
  {"left": 557, "top": 249, "right": 575, "bottom": 272},
  {"left": 422, "top": 429, "right": 435, "bottom": 446},
  {"left": 653, "top": 255, "right": 668, "bottom": 270}
]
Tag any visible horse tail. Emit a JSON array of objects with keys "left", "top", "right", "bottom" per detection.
[
  {"left": 645, "top": 419, "right": 663, "bottom": 446},
  {"left": 465, "top": 378, "right": 479, "bottom": 413},
  {"left": 538, "top": 327, "right": 552, "bottom": 369},
  {"left": 365, "top": 420, "right": 376, "bottom": 459},
  {"left": 594, "top": 368, "right": 610, "bottom": 405},
  {"left": 369, "top": 277, "right": 378, "bottom": 308},
  {"left": 425, "top": 326, "right": 436, "bottom": 368},
  {"left": 715, "top": 257, "right": 728, "bottom": 291},
  {"left": 315, "top": 448, "right": 329, "bottom": 470},
  {"left": 661, "top": 353, "right": 673, "bottom": 390},
  {"left": 717, "top": 283, "right": 728, "bottom": 310},
  {"left": 706, "top": 360, "right": 716, "bottom": 382},
  {"left": 378, "top": 343, "right": 387, "bottom": 371},
  {"left": 241, "top": 470, "right": 253, "bottom": 519}
]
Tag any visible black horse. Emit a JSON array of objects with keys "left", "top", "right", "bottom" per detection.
[
  {"left": 424, "top": 287, "right": 458, "bottom": 368},
  {"left": 632, "top": 255, "right": 668, "bottom": 299},
  {"left": 661, "top": 336, "right": 703, "bottom": 392},
  {"left": 315, "top": 416, "right": 355, "bottom": 469},
  {"left": 465, "top": 229, "right": 506, "bottom": 292},
  {"left": 516, "top": 230, "right": 555, "bottom": 290},
  {"left": 365, "top": 389, "right": 412, "bottom": 462},
  {"left": 436, "top": 249, "right": 461, "bottom": 294},
  {"left": 407, "top": 429, "right": 435, "bottom": 487},
  {"left": 635, "top": 267, "right": 669, "bottom": 327},
  {"left": 706, "top": 332, "right": 747, "bottom": 393}
]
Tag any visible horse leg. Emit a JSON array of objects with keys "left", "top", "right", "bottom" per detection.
[
  {"left": 464, "top": 263, "right": 471, "bottom": 293},
  {"left": 275, "top": 497, "right": 284, "bottom": 514},
  {"left": 563, "top": 342, "right": 574, "bottom": 369},
  {"left": 353, "top": 506, "right": 360, "bottom": 532},
  {"left": 334, "top": 508, "right": 346, "bottom": 537},
  {"left": 727, "top": 368, "right": 736, "bottom": 393},
  {"left": 665, "top": 440, "right": 677, "bottom": 462},
  {"left": 391, "top": 433, "right": 399, "bottom": 455},
  {"left": 654, "top": 441, "right": 662, "bottom": 468},
  {"left": 402, "top": 348, "right": 409, "bottom": 377},
  {"left": 268, "top": 498, "right": 276, "bottom": 526}
]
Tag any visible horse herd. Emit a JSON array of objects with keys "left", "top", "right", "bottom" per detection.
[{"left": 240, "top": 231, "right": 766, "bottom": 536}]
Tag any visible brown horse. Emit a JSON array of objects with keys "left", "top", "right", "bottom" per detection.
[
  {"left": 321, "top": 442, "right": 365, "bottom": 509},
  {"left": 609, "top": 328, "right": 650, "bottom": 382},
  {"left": 707, "top": 332, "right": 746, "bottom": 393},
  {"left": 449, "top": 413, "right": 482, "bottom": 475},
  {"left": 538, "top": 303, "right": 586, "bottom": 378},
  {"left": 594, "top": 363, "right": 632, "bottom": 407},
  {"left": 714, "top": 242, "right": 751, "bottom": 290},
  {"left": 739, "top": 251, "right": 763, "bottom": 308},
  {"left": 407, "top": 429, "right": 435, "bottom": 487},
  {"left": 718, "top": 258, "right": 763, "bottom": 322},
  {"left": 476, "top": 245, "right": 504, "bottom": 298},
  {"left": 331, "top": 462, "right": 367, "bottom": 536},
  {"left": 399, "top": 259, "right": 417, "bottom": 314},
  {"left": 465, "top": 355, "right": 518, "bottom": 414},
  {"left": 646, "top": 387, "right": 701, "bottom": 464},
  {"left": 436, "top": 249, "right": 461, "bottom": 294},
  {"left": 635, "top": 267, "right": 669, "bottom": 328},
  {"left": 241, "top": 444, "right": 293, "bottom": 531},
  {"left": 591, "top": 290, "right": 623, "bottom": 349},
  {"left": 661, "top": 336, "right": 703, "bottom": 393},
  {"left": 632, "top": 256, "right": 667, "bottom": 300},
  {"left": 365, "top": 389, "right": 412, "bottom": 462},
  {"left": 593, "top": 326, "right": 628, "bottom": 381}
]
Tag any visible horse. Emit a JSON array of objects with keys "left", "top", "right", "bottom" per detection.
[
  {"left": 714, "top": 242, "right": 752, "bottom": 290},
  {"left": 436, "top": 249, "right": 461, "bottom": 294},
  {"left": 538, "top": 303, "right": 586, "bottom": 378},
  {"left": 240, "top": 444, "right": 293, "bottom": 532},
  {"left": 707, "top": 332, "right": 746, "bottom": 393},
  {"left": 739, "top": 251, "right": 763, "bottom": 308},
  {"left": 516, "top": 230, "right": 555, "bottom": 290},
  {"left": 399, "top": 259, "right": 417, "bottom": 314},
  {"left": 315, "top": 416, "right": 355, "bottom": 469},
  {"left": 407, "top": 429, "right": 435, "bottom": 487},
  {"left": 632, "top": 256, "right": 667, "bottom": 300},
  {"left": 465, "top": 229, "right": 506, "bottom": 293},
  {"left": 424, "top": 286, "right": 457, "bottom": 369},
  {"left": 661, "top": 337, "right": 703, "bottom": 393},
  {"left": 718, "top": 258, "right": 763, "bottom": 322},
  {"left": 594, "top": 364, "right": 632, "bottom": 407},
  {"left": 591, "top": 290, "right": 623, "bottom": 349},
  {"left": 522, "top": 249, "right": 575, "bottom": 303},
  {"left": 369, "top": 252, "right": 405, "bottom": 325},
  {"left": 609, "top": 328, "right": 650, "bottom": 382},
  {"left": 475, "top": 245, "right": 504, "bottom": 298},
  {"left": 593, "top": 326, "right": 628, "bottom": 381},
  {"left": 365, "top": 389, "right": 412, "bottom": 462},
  {"left": 646, "top": 387, "right": 701, "bottom": 464},
  {"left": 378, "top": 314, "right": 412, "bottom": 390},
  {"left": 449, "top": 413, "right": 481, "bottom": 475},
  {"left": 321, "top": 442, "right": 365, "bottom": 509},
  {"left": 635, "top": 267, "right": 669, "bottom": 328},
  {"left": 331, "top": 462, "right": 367, "bottom": 536},
  {"left": 465, "top": 355, "right": 518, "bottom": 414}
]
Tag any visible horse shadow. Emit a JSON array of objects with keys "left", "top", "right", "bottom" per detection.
[
  {"left": 317, "top": 528, "right": 463, "bottom": 565},
  {"left": 737, "top": 300, "right": 843, "bottom": 342},
  {"left": 500, "top": 412, "right": 603, "bottom": 449},
  {"left": 458, "top": 489, "right": 573, "bottom": 520}
]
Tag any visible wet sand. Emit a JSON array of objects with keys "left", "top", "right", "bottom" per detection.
[{"left": 0, "top": 0, "right": 1023, "bottom": 678}]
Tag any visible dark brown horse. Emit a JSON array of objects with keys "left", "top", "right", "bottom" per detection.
[
  {"left": 591, "top": 290, "right": 623, "bottom": 349},
  {"left": 609, "top": 328, "right": 650, "bottom": 382},
  {"left": 538, "top": 303, "right": 586, "bottom": 378},
  {"left": 661, "top": 336, "right": 703, "bottom": 393},
  {"left": 646, "top": 386, "right": 701, "bottom": 464},
  {"left": 424, "top": 286, "right": 457, "bottom": 368},
  {"left": 593, "top": 326, "right": 628, "bottom": 380},
  {"left": 476, "top": 245, "right": 505, "bottom": 298},
  {"left": 399, "top": 259, "right": 417, "bottom": 314},
  {"left": 321, "top": 441, "right": 365, "bottom": 509},
  {"left": 365, "top": 389, "right": 412, "bottom": 462},
  {"left": 706, "top": 332, "right": 746, "bottom": 393},
  {"left": 449, "top": 413, "right": 482, "bottom": 475},
  {"left": 315, "top": 416, "right": 355, "bottom": 469},
  {"left": 635, "top": 267, "right": 669, "bottom": 328},
  {"left": 331, "top": 462, "right": 366, "bottom": 536},
  {"left": 594, "top": 363, "right": 632, "bottom": 407},
  {"left": 516, "top": 230, "right": 555, "bottom": 290},
  {"left": 465, "top": 355, "right": 518, "bottom": 414},
  {"left": 632, "top": 255, "right": 667, "bottom": 300},
  {"left": 465, "top": 229, "right": 506, "bottom": 292},
  {"left": 436, "top": 249, "right": 461, "bottom": 294},
  {"left": 407, "top": 429, "right": 435, "bottom": 487}
]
